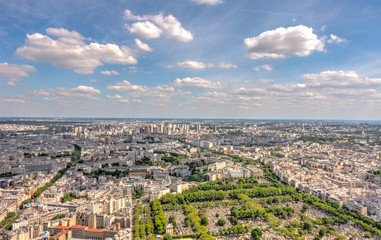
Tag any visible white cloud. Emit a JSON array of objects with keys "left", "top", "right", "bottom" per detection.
[
  {"left": 126, "top": 21, "right": 162, "bottom": 39},
  {"left": 190, "top": 91, "right": 261, "bottom": 109},
  {"left": 177, "top": 60, "right": 208, "bottom": 69},
  {"left": 89, "top": 79, "right": 98, "bottom": 82},
  {"left": 321, "top": 25, "right": 327, "bottom": 31},
  {"left": 303, "top": 70, "right": 381, "bottom": 88},
  {"left": 165, "top": 65, "right": 174, "bottom": 69},
  {"left": 244, "top": 25, "right": 325, "bottom": 59},
  {"left": 107, "top": 94, "right": 129, "bottom": 103},
  {"left": 16, "top": 28, "right": 137, "bottom": 74},
  {"left": 107, "top": 80, "right": 147, "bottom": 92},
  {"left": 0, "top": 63, "right": 37, "bottom": 78},
  {"left": 267, "top": 83, "right": 306, "bottom": 92},
  {"left": 134, "top": 39, "right": 152, "bottom": 52},
  {"left": 173, "top": 77, "right": 227, "bottom": 89},
  {"left": 261, "top": 64, "right": 273, "bottom": 71},
  {"left": 189, "top": 0, "right": 223, "bottom": 5},
  {"left": 128, "top": 66, "right": 138, "bottom": 73},
  {"left": 124, "top": 10, "right": 194, "bottom": 42},
  {"left": 149, "top": 14, "right": 194, "bottom": 42},
  {"left": 0, "top": 62, "right": 37, "bottom": 86},
  {"left": 107, "top": 94, "right": 123, "bottom": 99},
  {"left": 253, "top": 64, "right": 273, "bottom": 71},
  {"left": 29, "top": 90, "right": 50, "bottom": 96},
  {"left": 259, "top": 79, "right": 274, "bottom": 84},
  {"left": 29, "top": 85, "right": 101, "bottom": 105},
  {"left": 244, "top": 79, "right": 274, "bottom": 84},
  {"left": 218, "top": 61, "right": 238, "bottom": 69},
  {"left": 132, "top": 99, "right": 143, "bottom": 103},
  {"left": 51, "top": 85, "right": 100, "bottom": 98},
  {"left": 231, "top": 87, "right": 269, "bottom": 96},
  {"left": 327, "top": 34, "right": 345, "bottom": 44},
  {"left": 327, "top": 88, "right": 381, "bottom": 98},
  {"left": 176, "top": 60, "right": 237, "bottom": 70},
  {"left": 70, "top": 85, "right": 101, "bottom": 95},
  {"left": 123, "top": 10, "right": 146, "bottom": 21},
  {"left": 101, "top": 70, "right": 120, "bottom": 76},
  {"left": 2, "top": 98, "right": 25, "bottom": 103},
  {"left": 46, "top": 27, "right": 87, "bottom": 42},
  {"left": 107, "top": 80, "right": 190, "bottom": 103}
]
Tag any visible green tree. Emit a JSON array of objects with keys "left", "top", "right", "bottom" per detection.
[
  {"left": 168, "top": 215, "right": 177, "bottom": 228},
  {"left": 217, "top": 219, "right": 226, "bottom": 226},
  {"left": 319, "top": 229, "right": 325, "bottom": 237},
  {"left": 251, "top": 228, "right": 262, "bottom": 240},
  {"left": 163, "top": 234, "right": 172, "bottom": 240},
  {"left": 201, "top": 216, "right": 209, "bottom": 226},
  {"left": 302, "top": 203, "right": 310, "bottom": 213},
  {"left": 303, "top": 221, "right": 313, "bottom": 231},
  {"left": 336, "top": 235, "right": 347, "bottom": 240},
  {"left": 185, "top": 217, "right": 191, "bottom": 227},
  {"left": 364, "top": 232, "right": 371, "bottom": 238}
]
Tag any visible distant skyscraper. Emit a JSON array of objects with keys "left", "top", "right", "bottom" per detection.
[{"left": 75, "top": 126, "right": 82, "bottom": 139}]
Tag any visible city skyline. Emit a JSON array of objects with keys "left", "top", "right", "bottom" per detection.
[{"left": 1, "top": 0, "right": 381, "bottom": 119}]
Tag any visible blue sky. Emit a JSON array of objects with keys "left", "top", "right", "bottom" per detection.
[{"left": 1, "top": 0, "right": 381, "bottom": 119}]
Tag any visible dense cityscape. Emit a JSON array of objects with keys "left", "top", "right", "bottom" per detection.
[{"left": 0, "top": 118, "right": 380, "bottom": 240}]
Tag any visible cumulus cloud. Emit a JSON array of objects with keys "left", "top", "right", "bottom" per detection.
[
  {"left": 0, "top": 62, "right": 37, "bottom": 86},
  {"left": 107, "top": 80, "right": 148, "bottom": 92},
  {"left": 177, "top": 60, "right": 209, "bottom": 69},
  {"left": 218, "top": 61, "right": 238, "bottom": 69},
  {"left": 134, "top": 39, "right": 153, "bottom": 52},
  {"left": 244, "top": 25, "right": 325, "bottom": 59},
  {"left": 15, "top": 28, "right": 137, "bottom": 74},
  {"left": 178, "top": 60, "right": 234, "bottom": 69},
  {"left": 128, "top": 66, "right": 138, "bottom": 73},
  {"left": 2, "top": 98, "right": 25, "bottom": 103},
  {"left": 69, "top": 85, "right": 101, "bottom": 95},
  {"left": 28, "top": 90, "right": 50, "bottom": 96},
  {"left": 101, "top": 70, "right": 120, "bottom": 76},
  {"left": 46, "top": 27, "right": 88, "bottom": 42},
  {"left": 231, "top": 87, "right": 269, "bottom": 96},
  {"left": 189, "top": 0, "right": 223, "bottom": 5},
  {"left": 261, "top": 64, "right": 273, "bottom": 71},
  {"left": 173, "top": 77, "right": 227, "bottom": 89},
  {"left": 327, "top": 88, "right": 381, "bottom": 98},
  {"left": 124, "top": 9, "right": 194, "bottom": 42},
  {"left": 126, "top": 21, "right": 162, "bottom": 39},
  {"left": 253, "top": 64, "right": 273, "bottom": 71},
  {"left": 107, "top": 94, "right": 123, "bottom": 99},
  {"left": 107, "top": 80, "right": 174, "bottom": 95},
  {"left": 50, "top": 86, "right": 100, "bottom": 98},
  {"left": 107, "top": 94, "right": 129, "bottom": 103},
  {"left": 191, "top": 91, "right": 261, "bottom": 109},
  {"left": 251, "top": 79, "right": 274, "bottom": 84},
  {"left": 260, "top": 79, "right": 274, "bottom": 84},
  {"left": 267, "top": 83, "right": 306, "bottom": 92},
  {"left": 303, "top": 70, "right": 381, "bottom": 88},
  {"left": 327, "top": 34, "right": 346, "bottom": 44},
  {"left": 31, "top": 85, "right": 102, "bottom": 104},
  {"left": 107, "top": 80, "right": 191, "bottom": 104}
]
